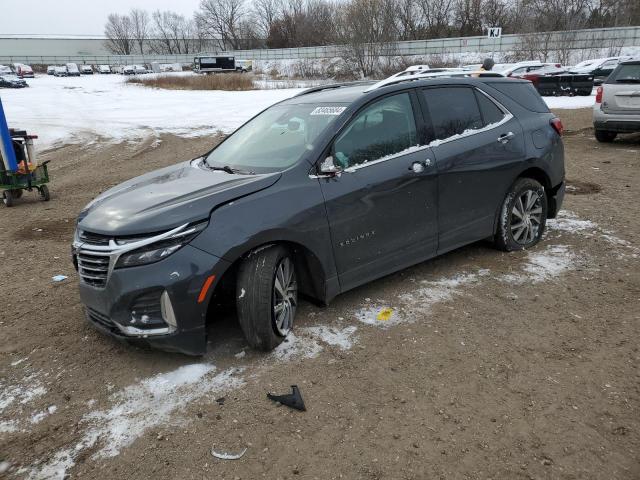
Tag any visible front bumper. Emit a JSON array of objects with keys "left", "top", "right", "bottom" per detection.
[{"left": 77, "top": 244, "right": 230, "bottom": 355}]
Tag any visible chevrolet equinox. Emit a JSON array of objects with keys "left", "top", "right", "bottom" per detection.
[{"left": 72, "top": 76, "right": 565, "bottom": 355}]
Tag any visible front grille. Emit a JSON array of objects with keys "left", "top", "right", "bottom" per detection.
[
  {"left": 77, "top": 251, "right": 110, "bottom": 288},
  {"left": 86, "top": 307, "right": 118, "bottom": 332},
  {"left": 76, "top": 230, "right": 113, "bottom": 288},
  {"left": 79, "top": 230, "right": 110, "bottom": 246}
]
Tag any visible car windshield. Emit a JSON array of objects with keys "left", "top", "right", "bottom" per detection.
[{"left": 205, "top": 103, "right": 346, "bottom": 173}]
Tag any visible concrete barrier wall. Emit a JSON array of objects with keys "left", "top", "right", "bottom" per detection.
[{"left": 1, "top": 26, "right": 639, "bottom": 65}]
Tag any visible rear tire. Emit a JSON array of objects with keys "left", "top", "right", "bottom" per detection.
[
  {"left": 236, "top": 245, "right": 297, "bottom": 351},
  {"left": 495, "top": 178, "right": 547, "bottom": 251},
  {"left": 594, "top": 130, "right": 617, "bottom": 143}
]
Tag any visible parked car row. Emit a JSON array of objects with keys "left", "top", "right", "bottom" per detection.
[
  {"left": 46, "top": 63, "right": 81, "bottom": 77},
  {"left": 0, "top": 63, "right": 33, "bottom": 79},
  {"left": 459, "top": 57, "right": 632, "bottom": 96},
  {"left": 122, "top": 65, "right": 149, "bottom": 75}
]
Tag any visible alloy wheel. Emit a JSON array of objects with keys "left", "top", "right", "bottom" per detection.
[
  {"left": 510, "top": 189, "right": 543, "bottom": 245},
  {"left": 272, "top": 257, "right": 297, "bottom": 336}
]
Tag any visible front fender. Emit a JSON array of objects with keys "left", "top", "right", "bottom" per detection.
[{"left": 189, "top": 174, "right": 338, "bottom": 299}]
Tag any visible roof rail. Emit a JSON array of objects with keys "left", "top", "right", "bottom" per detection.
[
  {"left": 363, "top": 68, "right": 503, "bottom": 92},
  {"left": 293, "top": 80, "right": 373, "bottom": 97}
]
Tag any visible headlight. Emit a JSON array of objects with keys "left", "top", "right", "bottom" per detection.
[{"left": 115, "top": 221, "right": 207, "bottom": 269}]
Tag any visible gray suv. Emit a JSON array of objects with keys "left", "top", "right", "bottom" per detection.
[
  {"left": 72, "top": 77, "right": 565, "bottom": 355},
  {"left": 593, "top": 59, "right": 640, "bottom": 142}
]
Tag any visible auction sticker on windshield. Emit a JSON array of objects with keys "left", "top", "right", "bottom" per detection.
[{"left": 310, "top": 106, "right": 347, "bottom": 115}]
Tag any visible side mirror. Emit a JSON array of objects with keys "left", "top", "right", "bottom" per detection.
[{"left": 319, "top": 155, "right": 342, "bottom": 175}]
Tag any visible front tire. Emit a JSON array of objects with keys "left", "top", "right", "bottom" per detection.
[
  {"left": 2, "top": 190, "right": 14, "bottom": 207},
  {"left": 495, "top": 178, "right": 547, "bottom": 251},
  {"left": 236, "top": 245, "right": 297, "bottom": 351},
  {"left": 594, "top": 130, "right": 617, "bottom": 143},
  {"left": 38, "top": 185, "right": 50, "bottom": 201}
]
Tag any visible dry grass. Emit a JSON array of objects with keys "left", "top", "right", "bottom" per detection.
[{"left": 127, "top": 73, "right": 256, "bottom": 91}]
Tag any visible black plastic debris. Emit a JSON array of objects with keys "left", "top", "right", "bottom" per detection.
[{"left": 267, "top": 385, "right": 306, "bottom": 411}]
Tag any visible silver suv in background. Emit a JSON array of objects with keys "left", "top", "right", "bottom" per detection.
[{"left": 593, "top": 59, "right": 640, "bottom": 142}]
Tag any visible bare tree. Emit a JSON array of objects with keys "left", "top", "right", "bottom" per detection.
[
  {"left": 104, "top": 13, "right": 134, "bottom": 55},
  {"left": 253, "top": 0, "right": 283, "bottom": 38},
  {"left": 197, "top": 0, "right": 247, "bottom": 50},
  {"left": 149, "top": 11, "right": 197, "bottom": 54},
  {"left": 417, "top": 0, "right": 453, "bottom": 38},
  {"left": 338, "top": 0, "right": 397, "bottom": 77},
  {"left": 394, "top": 0, "right": 425, "bottom": 40},
  {"left": 453, "top": 0, "right": 483, "bottom": 36},
  {"left": 130, "top": 9, "right": 150, "bottom": 54}
]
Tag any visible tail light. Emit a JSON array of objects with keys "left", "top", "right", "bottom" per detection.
[
  {"left": 595, "top": 86, "right": 603, "bottom": 103},
  {"left": 523, "top": 74, "right": 539, "bottom": 84},
  {"left": 550, "top": 117, "right": 563, "bottom": 136}
]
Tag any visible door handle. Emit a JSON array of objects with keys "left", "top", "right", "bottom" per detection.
[
  {"left": 498, "top": 132, "right": 515, "bottom": 144},
  {"left": 409, "top": 159, "right": 432, "bottom": 173}
]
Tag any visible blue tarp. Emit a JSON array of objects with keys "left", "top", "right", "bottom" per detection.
[{"left": 0, "top": 97, "right": 18, "bottom": 172}]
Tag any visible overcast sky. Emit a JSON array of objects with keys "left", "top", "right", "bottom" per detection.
[{"left": 0, "top": 0, "right": 202, "bottom": 36}]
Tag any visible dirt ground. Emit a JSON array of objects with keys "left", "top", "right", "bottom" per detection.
[{"left": 1, "top": 109, "right": 639, "bottom": 480}]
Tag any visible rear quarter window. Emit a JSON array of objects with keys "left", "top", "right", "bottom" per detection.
[
  {"left": 606, "top": 64, "right": 640, "bottom": 84},
  {"left": 486, "top": 82, "right": 550, "bottom": 113}
]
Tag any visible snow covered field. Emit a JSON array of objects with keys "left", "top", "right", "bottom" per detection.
[{"left": 0, "top": 73, "right": 596, "bottom": 151}]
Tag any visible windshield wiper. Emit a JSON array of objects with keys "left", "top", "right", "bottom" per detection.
[
  {"left": 205, "top": 163, "right": 255, "bottom": 175},
  {"left": 210, "top": 165, "right": 236, "bottom": 174},
  {"left": 615, "top": 78, "right": 640, "bottom": 84}
]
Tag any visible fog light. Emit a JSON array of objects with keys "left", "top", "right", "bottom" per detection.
[{"left": 160, "top": 290, "right": 177, "bottom": 330}]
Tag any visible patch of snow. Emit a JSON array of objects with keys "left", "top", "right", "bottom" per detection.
[
  {"left": 26, "top": 364, "right": 244, "bottom": 479},
  {"left": 547, "top": 211, "right": 597, "bottom": 233},
  {"left": 499, "top": 245, "right": 576, "bottom": 284},
  {"left": 10, "top": 357, "right": 28, "bottom": 367},
  {"left": 398, "top": 269, "right": 491, "bottom": 314},
  {"left": 30, "top": 405, "right": 57, "bottom": 424},
  {"left": 549, "top": 211, "right": 638, "bottom": 254},
  {"left": 304, "top": 325, "right": 358, "bottom": 350},
  {"left": 271, "top": 333, "right": 322, "bottom": 361},
  {"left": 544, "top": 94, "right": 595, "bottom": 109},
  {"left": 1, "top": 74, "right": 301, "bottom": 151},
  {"left": 0, "top": 420, "right": 19, "bottom": 433},
  {"left": 0, "top": 375, "right": 47, "bottom": 413}
]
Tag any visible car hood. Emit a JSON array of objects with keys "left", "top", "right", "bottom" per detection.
[{"left": 78, "top": 159, "right": 281, "bottom": 236}]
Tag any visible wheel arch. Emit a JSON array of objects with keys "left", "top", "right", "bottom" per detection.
[
  {"left": 205, "top": 239, "right": 329, "bottom": 320},
  {"left": 493, "top": 165, "right": 554, "bottom": 234}
]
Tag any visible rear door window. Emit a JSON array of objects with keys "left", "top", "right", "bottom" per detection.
[
  {"left": 421, "top": 87, "right": 483, "bottom": 141},
  {"left": 333, "top": 93, "right": 418, "bottom": 168}
]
